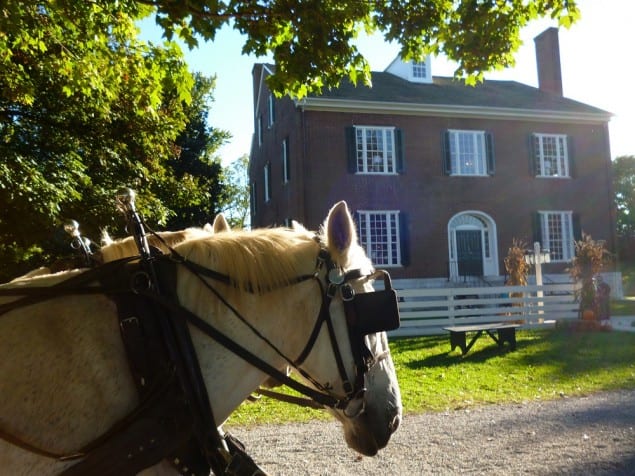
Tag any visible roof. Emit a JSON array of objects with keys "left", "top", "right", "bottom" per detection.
[{"left": 296, "top": 71, "right": 612, "bottom": 123}]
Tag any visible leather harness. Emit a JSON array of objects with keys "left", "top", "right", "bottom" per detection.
[{"left": 0, "top": 239, "right": 400, "bottom": 475}]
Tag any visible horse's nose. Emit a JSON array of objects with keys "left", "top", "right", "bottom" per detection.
[{"left": 389, "top": 413, "right": 401, "bottom": 433}]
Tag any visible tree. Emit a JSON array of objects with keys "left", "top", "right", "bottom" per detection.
[
  {"left": 218, "top": 154, "right": 251, "bottom": 229},
  {"left": 612, "top": 155, "right": 635, "bottom": 236},
  {"left": 141, "top": 0, "right": 580, "bottom": 96},
  {"left": 0, "top": 2, "right": 228, "bottom": 280},
  {"left": 3, "top": 1, "right": 581, "bottom": 99},
  {"left": 165, "top": 73, "right": 231, "bottom": 230}
]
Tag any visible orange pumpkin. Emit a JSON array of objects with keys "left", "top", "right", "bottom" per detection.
[{"left": 582, "top": 309, "right": 596, "bottom": 321}]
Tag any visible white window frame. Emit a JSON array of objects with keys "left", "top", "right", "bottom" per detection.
[
  {"left": 357, "top": 210, "right": 402, "bottom": 267},
  {"left": 354, "top": 126, "right": 397, "bottom": 175},
  {"left": 264, "top": 162, "right": 271, "bottom": 203},
  {"left": 539, "top": 211, "right": 574, "bottom": 262},
  {"left": 448, "top": 129, "right": 488, "bottom": 176},
  {"left": 257, "top": 116, "right": 263, "bottom": 147},
  {"left": 412, "top": 61, "right": 427, "bottom": 79},
  {"left": 533, "top": 133, "right": 569, "bottom": 178},
  {"left": 282, "top": 138, "right": 290, "bottom": 184},
  {"left": 267, "top": 93, "right": 275, "bottom": 128}
]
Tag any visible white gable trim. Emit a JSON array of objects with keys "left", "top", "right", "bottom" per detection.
[
  {"left": 385, "top": 55, "right": 432, "bottom": 83},
  {"left": 254, "top": 64, "right": 275, "bottom": 121},
  {"left": 295, "top": 98, "right": 612, "bottom": 124}
]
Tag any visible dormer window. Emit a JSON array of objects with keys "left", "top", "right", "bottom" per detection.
[
  {"left": 412, "top": 61, "right": 427, "bottom": 79},
  {"left": 385, "top": 55, "right": 432, "bottom": 83}
]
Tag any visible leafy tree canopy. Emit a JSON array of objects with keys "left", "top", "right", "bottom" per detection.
[
  {"left": 1, "top": 1, "right": 228, "bottom": 280},
  {"left": 0, "top": 0, "right": 581, "bottom": 279},
  {"left": 4, "top": 1, "right": 581, "bottom": 98},
  {"left": 218, "top": 154, "right": 251, "bottom": 229},
  {"left": 613, "top": 155, "right": 635, "bottom": 236},
  {"left": 139, "top": 0, "right": 580, "bottom": 96}
]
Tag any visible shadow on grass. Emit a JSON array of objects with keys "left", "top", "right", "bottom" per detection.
[
  {"left": 404, "top": 343, "right": 520, "bottom": 369},
  {"left": 389, "top": 334, "right": 447, "bottom": 352},
  {"left": 397, "top": 327, "right": 635, "bottom": 380},
  {"left": 395, "top": 330, "right": 545, "bottom": 370}
]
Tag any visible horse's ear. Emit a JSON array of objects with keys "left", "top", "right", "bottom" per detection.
[
  {"left": 211, "top": 213, "right": 230, "bottom": 233},
  {"left": 325, "top": 201, "right": 357, "bottom": 258},
  {"left": 291, "top": 220, "right": 306, "bottom": 232},
  {"left": 100, "top": 229, "right": 114, "bottom": 246}
]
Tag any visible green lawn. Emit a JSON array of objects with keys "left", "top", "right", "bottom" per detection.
[
  {"left": 611, "top": 299, "right": 635, "bottom": 315},
  {"left": 226, "top": 328, "right": 635, "bottom": 426},
  {"left": 619, "top": 262, "right": 635, "bottom": 297},
  {"left": 611, "top": 259, "right": 635, "bottom": 315}
]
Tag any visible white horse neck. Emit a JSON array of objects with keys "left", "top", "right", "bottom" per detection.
[{"left": 176, "top": 267, "right": 324, "bottom": 424}]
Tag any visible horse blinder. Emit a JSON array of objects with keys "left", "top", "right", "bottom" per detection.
[{"left": 345, "top": 270, "right": 400, "bottom": 335}]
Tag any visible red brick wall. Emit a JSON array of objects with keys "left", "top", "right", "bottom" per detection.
[{"left": 250, "top": 85, "right": 615, "bottom": 280}]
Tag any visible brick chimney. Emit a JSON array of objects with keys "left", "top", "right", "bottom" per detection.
[{"left": 534, "top": 27, "right": 563, "bottom": 96}]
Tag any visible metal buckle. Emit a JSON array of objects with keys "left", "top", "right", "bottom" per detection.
[
  {"left": 328, "top": 268, "right": 345, "bottom": 285},
  {"left": 326, "top": 283, "right": 338, "bottom": 299},
  {"left": 343, "top": 389, "right": 367, "bottom": 418},
  {"left": 340, "top": 283, "right": 355, "bottom": 301},
  {"left": 120, "top": 316, "right": 139, "bottom": 326},
  {"left": 130, "top": 271, "right": 152, "bottom": 293}
]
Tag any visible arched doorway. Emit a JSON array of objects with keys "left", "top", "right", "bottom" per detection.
[{"left": 448, "top": 211, "right": 499, "bottom": 279}]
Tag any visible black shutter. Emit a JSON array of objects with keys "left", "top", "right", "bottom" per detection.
[
  {"left": 572, "top": 213, "right": 582, "bottom": 241},
  {"left": 251, "top": 182, "right": 258, "bottom": 217},
  {"left": 442, "top": 130, "right": 452, "bottom": 175},
  {"left": 529, "top": 134, "right": 537, "bottom": 176},
  {"left": 399, "top": 212, "right": 410, "bottom": 266},
  {"left": 346, "top": 126, "right": 357, "bottom": 173},
  {"left": 485, "top": 132, "right": 495, "bottom": 175},
  {"left": 395, "top": 128, "right": 405, "bottom": 174}
]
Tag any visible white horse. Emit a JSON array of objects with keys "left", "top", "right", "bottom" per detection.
[{"left": 0, "top": 202, "right": 402, "bottom": 475}]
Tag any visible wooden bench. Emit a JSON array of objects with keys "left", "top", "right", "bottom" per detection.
[{"left": 443, "top": 323, "right": 520, "bottom": 355}]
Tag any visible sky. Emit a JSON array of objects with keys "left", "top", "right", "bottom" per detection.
[{"left": 140, "top": 0, "right": 635, "bottom": 165}]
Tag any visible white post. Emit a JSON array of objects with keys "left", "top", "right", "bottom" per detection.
[{"left": 534, "top": 241, "right": 544, "bottom": 314}]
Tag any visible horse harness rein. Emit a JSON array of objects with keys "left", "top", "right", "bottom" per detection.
[{"left": 0, "top": 235, "right": 400, "bottom": 475}]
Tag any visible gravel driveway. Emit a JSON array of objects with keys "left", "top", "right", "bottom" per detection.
[{"left": 226, "top": 389, "right": 635, "bottom": 475}]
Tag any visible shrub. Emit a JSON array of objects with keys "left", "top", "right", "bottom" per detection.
[
  {"left": 568, "top": 234, "right": 612, "bottom": 318},
  {"left": 504, "top": 239, "right": 530, "bottom": 286}
]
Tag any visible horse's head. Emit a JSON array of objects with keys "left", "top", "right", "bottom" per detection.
[
  {"left": 298, "top": 201, "right": 402, "bottom": 456},
  {"left": 170, "top": 203, "right": 401, "bottom": 457}
]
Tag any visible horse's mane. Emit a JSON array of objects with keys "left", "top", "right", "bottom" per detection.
[
  {"left": 174, "top": 226, "right": 322, "bottom": 293},
  {"left": 99, "top": 227, "right": 211, "bottom": 263}
]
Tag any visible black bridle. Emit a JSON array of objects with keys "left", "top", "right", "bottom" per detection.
[{"left": 162, "top": 237, "right": 401, "bottom": 414}]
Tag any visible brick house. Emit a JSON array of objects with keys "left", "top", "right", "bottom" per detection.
[{"left": 248, "top": 28, "right": 616, "bottom": 286}]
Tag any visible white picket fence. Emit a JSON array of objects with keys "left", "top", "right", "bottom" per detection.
[{"left": 391, "top": 283, "right": 580, "bottom": 337}]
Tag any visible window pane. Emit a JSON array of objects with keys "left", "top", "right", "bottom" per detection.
[
  {"left": 535, "top": 134, "right": 569, "bottom": 177},
  {"left": 264, "top": 163, "right": 271, "bottom": 202},
  {"left": 450, "top": 131, "right": 486, "bottom": 176},
  {"left": 355, "top": 127, "right": 395, "bottom": 174},
  {"left": 412, "top": 61, "right": 426, "bottom": 78},
  {"left": 282, "top": 139, "right": 290, "bottom": 183},
  {"left": 541, "top": 211, "right": 573, "bottom": 261},
  {"left": 358, "top": 211, "right": 400, "bottom": 266}
]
